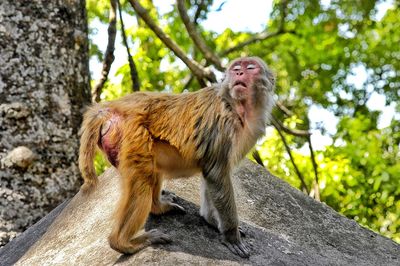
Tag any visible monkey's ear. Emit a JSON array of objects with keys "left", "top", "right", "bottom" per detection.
[
  {"left": 270, "top": 75, "right": 276, "bottom": 88},
  {"left": 266, "top": 71, "right": 276, "bottom": 91}
]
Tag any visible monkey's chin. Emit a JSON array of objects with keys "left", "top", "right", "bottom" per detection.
[{"left": 231, "top": 88, "right": 248, "bottom": 101}]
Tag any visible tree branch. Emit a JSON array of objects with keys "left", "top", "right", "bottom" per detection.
[
  {"left": 193, "top": 0, "right": 206, "bottom": 25},
  {"left": 182, "top": 75, "right": 194, "bottom": 92},
  {"left": 221, "top": 30, "right": 284, "bottom": 56},
  {"left": 271, "top": 117, "right": 310, "bottom": 194},
  {"left": 117, "top": 0, "right": 140, "bottom": 91},
  {"left": 176, "top": 0, "right": 224, "bottom": 71},
  {"left": 220, "top": 0, "right": 293, "bottom": 57},
  {"left": 92, "top": 0, "right": 117, "bottom": 102},
  {"left": 307, "top": 135, "right": 320, "bottom": 201},
  {"left": 252, "top": 150, "right": 265, "bottom": 167},
  {"left": 128, "top": 0, "right": 216, "bottom": 83},
  {"left": 276, "top": 100, "right": 294, "bottom": 116},
  {"left": 272, "top": 114, "right": 311, "bottom": 137},
  {"left": 279, "top": 0, "right": 289, "bottom": 31}
]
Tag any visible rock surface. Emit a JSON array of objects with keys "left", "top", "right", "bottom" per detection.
[{"left": 1, "top": 160, "right": 399, "bottom": 265}]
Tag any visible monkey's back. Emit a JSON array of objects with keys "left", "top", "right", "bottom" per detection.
[{"left": 99, "top": 87, "right": 232, "bottom": 160}]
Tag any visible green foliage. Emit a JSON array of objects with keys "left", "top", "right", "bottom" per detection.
[
  {"left": 86, "top": 0, "right": 110, "bottom": 22},
  {"left": 94, "top": 151, "right": 110, "bottom": 176},
  {"left": 324, "top": 115, "right": 400, "bottom": 242},
  {"left": 86, "top": 0, "right": 399, "bottom": 242}
]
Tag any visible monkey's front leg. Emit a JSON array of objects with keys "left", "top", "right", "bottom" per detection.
[
  {"left": 202, "top": 168, "right": 250, "bottom": 258},
  {"left": 200, "top": 179, "right": 246, "bottom": 237},
  {"left": 200, "top": 179, "right": 219, "bottom": 228}
]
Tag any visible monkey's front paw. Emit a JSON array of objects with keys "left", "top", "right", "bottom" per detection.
[
  {"left": 221, "top": 228, "right": 250, "bottom": 258},
  {"left": 147, "top": 229, "right": 172, "bottom": 244},
  {"left": 222, "top": 239, "right": 250, "bottom": 258}
]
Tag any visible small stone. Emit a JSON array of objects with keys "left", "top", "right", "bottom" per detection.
[{"left": 1, "top": 146, "right": 35, "bottom": 169}]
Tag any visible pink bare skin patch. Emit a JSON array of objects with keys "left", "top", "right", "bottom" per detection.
[{"left": 99, "top": 114, "right": 122, "bottom": 167}]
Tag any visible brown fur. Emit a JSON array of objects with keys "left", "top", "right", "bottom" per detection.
[{"left": 78, "top": 57, "right": 275, "bottom": 257}]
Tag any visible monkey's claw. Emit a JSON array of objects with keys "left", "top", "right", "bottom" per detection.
[
  {"left": 148, "top": 229, "right": 172, "bottom": 244},
  {"left": 161, "top": 190, "right": 179, "bottom": 203},
  {"left": 170, "top": 203, "right": 186, "bottom": 214},
  {"left": 221, "top": 228, "right": 250, "bottom": 258},
  {"left": 222, "top": 239, "right": 250, "bottom": 258},
  {"left": 239, "top": 226, "right": 246, "bottom": 237}
]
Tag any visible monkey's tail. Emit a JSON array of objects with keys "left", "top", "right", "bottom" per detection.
[{"left": 78, "top": 105, "right": 107, "bottom": 194}]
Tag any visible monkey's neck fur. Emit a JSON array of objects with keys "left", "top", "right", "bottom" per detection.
[{"left": 217, "top": 82, "right": 272, "bottom": 164}]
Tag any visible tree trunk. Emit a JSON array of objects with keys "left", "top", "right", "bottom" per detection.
[{"left": 0, "top": 0, "right": 91, "bottom": 246}]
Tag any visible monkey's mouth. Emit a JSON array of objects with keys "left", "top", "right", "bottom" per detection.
[
  {"left": 233, "top": 81, "right": 247, "bottom": 87},
  {"left": 232, "top": 81, "right": 248, "bottom": 100}
]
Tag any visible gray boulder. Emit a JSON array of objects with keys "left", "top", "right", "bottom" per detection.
[{"left": 1, "top": 160, "right": 399, "bottom": 265}]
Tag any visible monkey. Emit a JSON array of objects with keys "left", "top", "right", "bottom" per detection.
[{"left": 78, "top": 56, "right": 275, "bottom": 258}]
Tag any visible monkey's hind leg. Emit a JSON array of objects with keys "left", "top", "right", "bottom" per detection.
[
  {"left": 151, "top": 176, "right": 185, "bottom": 215},
  {"left": 108, "top": 128, "right": 171, "bottom": 254},
  {"left": 108, "top": 174, "right": 172, "bottom": 254}
]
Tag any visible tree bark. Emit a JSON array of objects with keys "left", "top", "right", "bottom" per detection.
[{"left": 0, "top": 0, "right": 91, "bottom": 246}]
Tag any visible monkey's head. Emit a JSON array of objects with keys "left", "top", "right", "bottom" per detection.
[{"left": 222, "top": 57, "right": 275, "bottom": 108}]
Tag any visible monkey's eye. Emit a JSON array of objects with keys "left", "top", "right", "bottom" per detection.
[
  {"left": 247, "top": 64, "right": 256, "bottom": 69},
  {"left": 232, "top": 65, "right": 241, "bottom": 71}
]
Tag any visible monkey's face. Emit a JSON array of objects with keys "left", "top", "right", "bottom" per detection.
[{"left": 227, "top": 59, "right": 262, "bottom": 101}]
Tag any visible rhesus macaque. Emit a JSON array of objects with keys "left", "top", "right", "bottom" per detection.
[{"left": 79, "top": 56, "right": 275, "bottom": 258}]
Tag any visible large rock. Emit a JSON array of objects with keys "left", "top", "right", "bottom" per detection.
[{"left": 1, "top": 160, "right": 399, "bottom": 265}]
